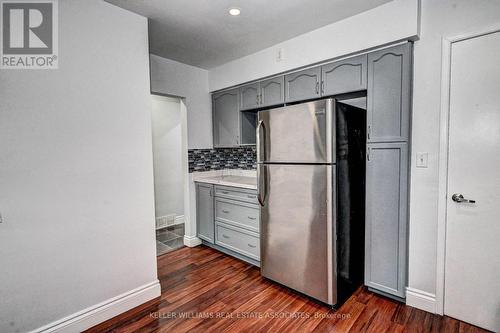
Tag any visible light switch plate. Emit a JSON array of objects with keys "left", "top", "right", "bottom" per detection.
[
  {"left": 416, "top": 152, "right": 428, "bottom": 168},
  {"left": 276, "top": 48, "right": 284, "bottom": 62}
]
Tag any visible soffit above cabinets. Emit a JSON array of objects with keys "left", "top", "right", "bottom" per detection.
[{"left": 105, "top": 0, "right": 392, "bottom": 69}]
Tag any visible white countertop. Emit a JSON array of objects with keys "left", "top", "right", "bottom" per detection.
[{"left": 192, "top": 169, "right": 257, "bottom": 190}]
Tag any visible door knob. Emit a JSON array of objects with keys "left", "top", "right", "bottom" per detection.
[{"left": 452, "top": 193, "right": 476, "bottom": 203}]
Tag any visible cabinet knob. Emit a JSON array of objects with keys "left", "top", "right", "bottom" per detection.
[
  {"left": 222, "top": 234, "right": 230, "bottom": 239},
  {"left": 222, "top": 210, "right": 230, "bottom": 214}
]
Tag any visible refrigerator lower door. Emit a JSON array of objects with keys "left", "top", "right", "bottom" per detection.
[
  {"left": 257, "top": 99, "right": 335, "bottom": 164},
  {"left": 259, "top": 163, "right": 336, "bottom": 305}
]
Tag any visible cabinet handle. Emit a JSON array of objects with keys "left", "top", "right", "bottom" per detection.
[
  {"left": 256, "top": 94, "right": 259, "bottom": 105},
  {"left": 248, "top": 216, "right": 256, "bottom": 220},
  {"left": 367, "top": 125, "right": 371, "bottom": 140},
  {"left": 222, "top": 210, "right": 230, "bottom": 214},
  {"left": 315, "top": 82, "right": 319, "bottom": 94},
  {"left": 247, "top": 195, "right": 256, "bottom": 199},
  {"left": 221, "top": 191, "right": 229, "bottom": 194},
  {"left": 248, "top": 244, "right": 256, "bottom": 248},
  {"left": 222, "top": 234, "right": 230, "bottom": 239},
  {"left": 321, "top": 81, "right": 324, "bottom": 94},
  {"left": 367, "top": 148, "right": 371, "bottom": 161}
]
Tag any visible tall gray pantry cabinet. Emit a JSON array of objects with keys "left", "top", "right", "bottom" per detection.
[{"left": 365, "top": 43, "right": 411, "bottom": 299}]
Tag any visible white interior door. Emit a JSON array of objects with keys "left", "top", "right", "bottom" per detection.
[{"left": 444, "top": 30, "right": 500, "bottom": 332}]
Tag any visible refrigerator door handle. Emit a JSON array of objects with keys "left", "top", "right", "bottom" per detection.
[
  {"left": 257, "top": 164, "right": 267, "bottom": 207},
  {"left": 256, "top": 120, "right": 266, "bottom": 163}
]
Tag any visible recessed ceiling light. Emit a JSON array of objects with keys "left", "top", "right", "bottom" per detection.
[{"left": 229, "top": 8, "right": 241, "bottom": 16}]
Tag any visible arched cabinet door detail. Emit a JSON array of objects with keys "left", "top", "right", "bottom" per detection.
[
  {"left": 367, "top": 44, "right": 412, "bottom": 143},
  {"left": 240, "top": 83, "right": 260, "bottom": 111},
  {"left": 321, "top": 54, "right": 367, "bottom": 96},
  {"left": 213, "top": 88, "right": 239, "bottom": 148},
  {"left": 285, "top": 67, "right": 321, "bottom": 103},
  {"left": 260, "top": 76, "right": 284, "bottom": 108}
]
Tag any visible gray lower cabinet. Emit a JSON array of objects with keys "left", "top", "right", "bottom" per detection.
[
  {"left": 213, "top": 88, "right": 240, "bottom": 147},
  {"left": 285, "top": 67, "right": 321, "bottom": 103},
  {"left": 196, "top": 183, "right": 260, "bottom": 264},
  {"left": 365, "top": 142, "right": 408, "bottom": 298},
  {"left": 321, "top": 54, "right": 367, "bottom": 96},
  {"left": 215, "top": 222, "right": 260, "bottom": 261},
  {"left": 367, "top": 43, "right": 412, "bottom": 143},
  {"left": 260, "top": 76, "right": 284, "bottom": 108},
  {"left": 196, "top": 183, "right": 214, "bottom": 243},
  {"left": 215, "top": 197, "right": 260, "bottom": 232},
  {"left": 240, "top": 82, "right": 260, "bottom": 111}
]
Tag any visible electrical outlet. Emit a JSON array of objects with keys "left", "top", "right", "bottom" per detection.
[{"left": 416, "top": 152, "right": 428, "bottom": 168}]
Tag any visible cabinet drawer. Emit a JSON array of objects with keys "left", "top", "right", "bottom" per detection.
[
  {"left": 215, "top": 198, "right": 259, "bottom": 232},
  {"left": 216, "top": 222, "right": 260, "bottom": 260},
  {"left": 214, "top": 185, "right": 258, "bottom": 204}
]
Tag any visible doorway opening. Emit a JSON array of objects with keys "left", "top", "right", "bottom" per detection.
[{"left": 151, "top": 94, "right": 189, "bottom": 256}]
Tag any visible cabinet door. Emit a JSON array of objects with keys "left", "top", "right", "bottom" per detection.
[
  {"left": 284, "top": 67, "right": 321, "bottom": 103},
  {"left": 321, "top": 54, "right": 367, "bottom": 96},
  {"left": 240, "top": 82, "right": 260, "bottom": 111},
  {"left": 196, "top": 183, "right": 214, "bottom": 243},
  {"left": 365, "top": 142, "right": 408, "bottom": 298},
  {"left": 260, "top": 76, "right": 284, "bottom": 108},
  {"left": 213, "top": 88, "right": 239, "bottom": 147},
  {"left": 367, "top": 43, "right": 411, "bottom": 143}
]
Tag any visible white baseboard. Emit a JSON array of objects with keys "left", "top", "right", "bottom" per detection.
[
  {"left": 33, "top": 280, "right": 161, "bottom": 333},
  {"left": 183, "top": 235, "right": 202, "bottom": 247},
  {"left": 406, "top": 287, "right": 437, "bottom": 314},
  {"left": 156, "top": 214, "right": 185, "bottom": 230},
  {"left": 174, "top": 215, "right": 185, "bottom": 225}
]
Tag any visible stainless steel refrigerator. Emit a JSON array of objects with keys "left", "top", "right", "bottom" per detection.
[{"left": 257, "top": 97, "right": 365, "bottom": 306}]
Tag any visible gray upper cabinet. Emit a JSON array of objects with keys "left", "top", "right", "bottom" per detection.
[
  {"left": 367, "top": 43, "right": 412, "bottom": 143},
  {"left": 321, "top": 54, "right": 367, "bottom": 96},
  {"left": 240, "top": 82, "right": 260, "bottom": 111},
  {"left": 285, "top": 67, "right": 321, "bottom": 103},
  {"left": 365, "top": 142, "right": 408, "bottom": 298},
  {"left": 260, "top": 76, "right": 284, "bottom": 108},
  {"left": 196, "top": 183, "right": 215, "bottom": 244},
  {"left": 213, "top": 88, "right": 240, "bottom": 147},
  {"left": 239, "top": 76, "right": 285, "bottom": 111}
]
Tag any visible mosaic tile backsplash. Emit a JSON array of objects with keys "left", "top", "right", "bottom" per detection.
[{"left": 188, "top": 147, "right": 256, "bottom": 173}]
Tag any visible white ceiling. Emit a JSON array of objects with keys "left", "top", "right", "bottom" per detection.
[{"left": 106, "top": 0, "right": 393, "bottom": 69}]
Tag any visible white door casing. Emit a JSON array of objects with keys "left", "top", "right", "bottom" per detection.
[{"left": 437, "top": 28, "right": 500, "bottom": 332}]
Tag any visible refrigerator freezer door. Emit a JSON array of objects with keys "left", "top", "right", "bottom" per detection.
[
  {"left": 259, "top": 163, "right": 336, "bottom": 305},
  {"left": 257, "top": 99, "right": 335, "bottom": 164}
]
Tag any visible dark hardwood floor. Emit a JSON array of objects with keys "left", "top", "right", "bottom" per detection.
[{"left": 85, "top": 245, "right": 490, "bottom": 333}]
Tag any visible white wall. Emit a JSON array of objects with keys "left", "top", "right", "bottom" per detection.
[
  {"left": 150, "top": 55, "right": 212, "bottom": 149},
  {"left": 408, "top": 0, "right": 500, "bottom": 300},
  {"left": 208, "top": 0, "right": 420, "bottom": 91},
  {"left": 151, "top": 95, "right": 184, "bottom": 218},
  {"left": 0, "top": 1, "right": 159, "bottom": 332}
]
